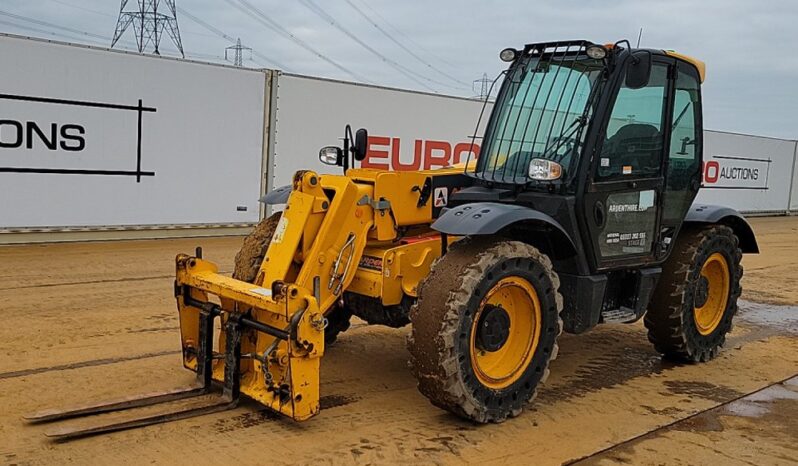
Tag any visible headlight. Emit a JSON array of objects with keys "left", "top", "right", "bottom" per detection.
[
  {"left": 318, "top": 146, "right": 342, "bottom": 166},
  {"left": 499, "top": 48, "right": 518, "bottom": 62},
  {"left": 528, "top": 158, "right": 562, "bottom": 181},
  {"left": 585, "top": 44, "right": 608, "bottom": 60}
]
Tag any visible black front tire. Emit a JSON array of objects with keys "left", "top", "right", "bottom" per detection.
[
  {"left": 408, "top": 237, "right": 563, "bottom": 423},
  {"left": 645, "top": 225, "right": 743, "bottom": 362}
]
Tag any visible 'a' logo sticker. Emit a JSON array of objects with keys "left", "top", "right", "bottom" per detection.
[{"left": 433, "top": 187, "right": 448, "bottom": 207}]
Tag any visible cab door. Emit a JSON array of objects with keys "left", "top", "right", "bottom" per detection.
[
  {"left": 658, "top": 62, "right": 703, "bottom": 255},
  {"left": 582, "top": 56, "right": 674, "bottom": 270}
]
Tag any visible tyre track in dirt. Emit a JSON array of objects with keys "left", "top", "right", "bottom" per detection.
[
  {"left": 568, "top": 375, "right": 798, "bottom": 465},
  {"left": 0, "top": 349, "right": 180, "bottom": 380},
  {"left": 0, "top": 217, "right": 796, "bottom": 465}
]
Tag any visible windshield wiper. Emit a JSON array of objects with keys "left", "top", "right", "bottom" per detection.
[
  {"left": 541, "top": 116, "right": 587, "bottom": 162},
  {"left": 672, "top": 102, "right": 691, "bottom": 131}
]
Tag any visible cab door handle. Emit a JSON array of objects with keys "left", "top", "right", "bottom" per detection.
[{"left": 594, "top": 201, "right": 606, "bottom": 227}]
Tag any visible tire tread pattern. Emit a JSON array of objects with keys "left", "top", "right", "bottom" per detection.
[
  {"left": 644, "top": 225, "right": 743, "bottom": 362},
  {"left": 407, "top": 237, "right": 563, "bottom": 423}
]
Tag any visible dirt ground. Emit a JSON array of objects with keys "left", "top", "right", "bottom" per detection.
[{"left": 0, "top": 216, "right": 796, "bottom": 465}]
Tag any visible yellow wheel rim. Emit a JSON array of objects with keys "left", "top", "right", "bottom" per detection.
[
  {"left": 470, "top": 276, "right": 541, "bottom": 389},
  {"left": 693, "top": 253, "right": 730, "bottom": 336}
]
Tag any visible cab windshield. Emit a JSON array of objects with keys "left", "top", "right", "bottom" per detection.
[{"left": 475, "top": 46, "right": 606, "bottom": 184}]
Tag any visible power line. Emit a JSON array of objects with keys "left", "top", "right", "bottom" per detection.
[
  {"left": 342, "top": 0, "right": 469, "bottom": 88},
  {"left": 176, "top": 6, "right": 288, "bottom": 70},
  {"left": 176, "top": 7, "right": 234, "bottom": 42},
  {"left": 0, "top": 9, "right": 109, "bottom": 42},
  {"left": 48, "top": 0, "right": 115, "bottom": 18},
  {"left": 352, "top": 0, "right": 461, "bottom": 70},
  {"left": 0, "top": 16, "right": 140, "bottom": 50},
  {"left": 0, "top": 11, "right": 219, "bottom": 61},
  {"left": 224, "top": 0, "right": 371, "bottom": 83},
  {"left": 231, "top": 0, "right": 368, "bottom": 81},
  {"left": 297, "top": 0, "right": 447, "bottom": 92},
  {"left": 0, "top": 18, "right": 110, "bottom": 47},
  {"left": 44, "top": 0, "right": 216, "bottom": 40},
  {"left": 2, "top": 1, "right": 461, "bottom": 91}
]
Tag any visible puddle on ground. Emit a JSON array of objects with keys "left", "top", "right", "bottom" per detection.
[
  {"left": 736, "top": 300, "right": 798, "bottom": 334},
  {"left": 722, "top": 400, "right": 770, "bottom": 417},
  {"left": 721, "top": 378, "right": 798, "bottom": 419},
  {"left": 672, "top": 411, "right": 726, "bottom": 433},
  {"left": 661, "top": 380, "right": 743, "bottom": 403},
  {"left": 667, "top": 376, "right": 798, "bottom": 437}
]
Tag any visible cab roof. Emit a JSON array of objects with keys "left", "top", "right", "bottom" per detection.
[
  {"left": 664, "top": 50, "right": 706, "bottom": 83},
  {"left": 515, "top": 40, "right": 706, "bottom": 83}
]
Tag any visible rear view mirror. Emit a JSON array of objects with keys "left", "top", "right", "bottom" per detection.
[
  {"left": 626, "top": 51, "right": 652, "bottom": 89},
  {"left": 319, "top": 146, "right": 342, "bottom": 166},
  {"left": 353, "top": 128, "right": 368, "bottom": 161}
]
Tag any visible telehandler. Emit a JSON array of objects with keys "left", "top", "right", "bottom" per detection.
[{"left": 28, "top": 39, "right": 758, "bottom": 438}]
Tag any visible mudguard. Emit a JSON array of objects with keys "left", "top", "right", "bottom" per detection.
[
  {"left": 684, "top": 204, "right": 759, "bottom": 253},
  {"left": 259, "top": 184, "right": 291, "bottom": 205},
  {"left": 432, "top": 202, "right": 577, "bottom": 257}
]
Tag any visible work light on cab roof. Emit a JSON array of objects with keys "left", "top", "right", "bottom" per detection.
[
  {"left": 499, "top": 47, "right": 518, "bottom": 62},
  {"left": 585, "top": 44, "right": 608, "bottom": 59}
]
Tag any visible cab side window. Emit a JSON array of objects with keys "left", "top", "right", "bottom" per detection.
[
  {"left": 596, "top": 63, "right": 668, "bottom": 180},
  {"left": 662, "top": 67, "right": 702, "bottom": 225}
]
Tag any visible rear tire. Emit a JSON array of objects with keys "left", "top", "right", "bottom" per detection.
[
  {"left": 408, "top": 237, "right": 563, "bottom": 423},
  {"left": 233, "top": 212, "right": 351, "bottom": 345},
  {"left": 645, "top": 225, "right": 743, "bottom": 362}
]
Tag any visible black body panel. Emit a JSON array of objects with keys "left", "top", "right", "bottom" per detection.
[
  {"left": 558, "top": 272, "right": 607, "bottom": 333},
  {"left": 684, "top": 204, "right": 759, "bottom": 253},
  {"left": 432, "top": 201, "right": 578, "bottom": 261}
]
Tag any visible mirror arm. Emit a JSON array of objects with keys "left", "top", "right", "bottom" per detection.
[
  {"left": 677, "top": 137, "right": 696, "bottom": 155},
  {"left": 343, "top": 124, "right": 353, "bottom": 173}
]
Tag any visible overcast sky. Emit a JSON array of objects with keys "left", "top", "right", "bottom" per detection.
[{"left": 2, "top": 0, "right": 796, "bottom": 139}]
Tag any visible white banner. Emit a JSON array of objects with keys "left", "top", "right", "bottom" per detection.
[
  {"left": 269, "top": 73, "right": 490, "bottom": 192},
  {"left": 0, "top": 34, "right": 266, "bottom": 228},
  {"left": 696, "top": 131, "right": 796, "bottom": 213},
  {"left": 2, "top": 34, "right": 796, "bottom": 235}
]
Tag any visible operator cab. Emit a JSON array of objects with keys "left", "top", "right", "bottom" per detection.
[
  {"left": 452, "top": 40, "right": 705, "bottom": 274},
  {"left": 435, "top": 40, "right": 731, "bottom": 333}
]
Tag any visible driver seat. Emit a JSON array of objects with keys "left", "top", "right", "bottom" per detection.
[{"left": 601, "top": 123, "right": 662, "bottom": 177}]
